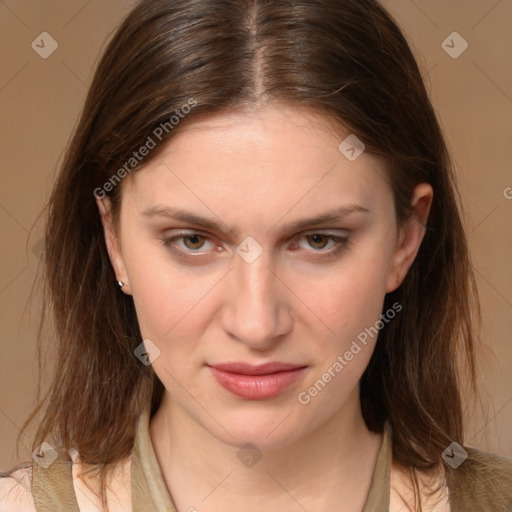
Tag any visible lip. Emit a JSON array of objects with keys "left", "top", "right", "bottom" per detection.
[{"left": 207, "top": 362, "right": 308, "bottom": 400}]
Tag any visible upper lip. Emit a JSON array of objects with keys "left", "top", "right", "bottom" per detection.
[{"left": 208, "top": 362, "right": 307, "bottom": 375}]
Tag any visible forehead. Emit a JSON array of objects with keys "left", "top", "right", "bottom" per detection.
[
  {"left": 120, "top": 103, "right": 392, "bottom": 227},
  {"left": 159, "top": 103, "right": 351, "bottom": 161}
]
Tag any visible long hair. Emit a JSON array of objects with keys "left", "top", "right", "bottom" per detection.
[{"left": 11, "top": 0, "right": 482, "bottom": 509}]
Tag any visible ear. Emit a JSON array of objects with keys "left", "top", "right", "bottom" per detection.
[
  {"left": 95, "top": 196, "right": 132, "bottom": 295},
  {"left": 385, "top": 183, "right": 433, "bottom": 293}
]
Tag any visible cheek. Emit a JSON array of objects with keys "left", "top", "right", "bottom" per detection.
[
  {"left": 123, "top": 239, "right": 216, "bottom": 347},
  {"left": 294, "top": 249, "right": 395, "bottom": 406},
  {"left": 128, "top": 263, "right": 217, "bottom": 395},
  {"left": 294, "top": 261, "right": 390, "bottom": 414},
  {"left": 294, "top": 254, "right": 390, "bottom": 343}
]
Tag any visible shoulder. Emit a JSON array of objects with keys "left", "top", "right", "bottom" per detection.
[
  {"left": 391, "top": 447, "right": 512, "bottom": 512},
  {"left": 0, "top": 466, "right": 37, "bottom": 512},
  {"left": 1, "top": 452, "right": 132, "bottom": 512},
  {"left": 446, "top": 446, "right": 512, "bottom": 511},
  {"left": 462, "top": 445, "right": 512, "bottom": 478},
  {"left": 464, "top": 445, "right": 512, "bottom": 473}
]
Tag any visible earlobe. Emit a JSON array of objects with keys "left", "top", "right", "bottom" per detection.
[
  {"left": 385, "top": 183, "right": 433, "bottom": 293},
  {"left": 95, "top": 197, "right": 132, "bottom": 295}
]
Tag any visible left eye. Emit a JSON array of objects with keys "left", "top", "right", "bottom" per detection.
[
  {"left": 162, "top": 233, "right": 212, "bottom": 251},
  {"left": 291, "top": 233, "right": 349, "bottom": 256},
  {"left": 302, "top": 234, "right": 336, "bottom": 250}
]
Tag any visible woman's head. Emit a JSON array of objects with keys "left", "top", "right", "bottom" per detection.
[
  {"left": 97, "top": 103, "right": 433, "bottom": 450},
  {"left": 28, "top": 0, "right": 478, "bottom": 484}
]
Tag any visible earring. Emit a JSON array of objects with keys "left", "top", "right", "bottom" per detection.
[{"left": 118, "top": 281, "right": 126, "bottom": 288}]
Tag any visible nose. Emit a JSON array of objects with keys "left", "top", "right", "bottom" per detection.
[{"left": 222, "top": 250, "right": 293, "bottom": 350}]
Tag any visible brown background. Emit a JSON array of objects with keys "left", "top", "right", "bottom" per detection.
[{"left": 1, "top": 0, "right": 511, "bottom": 470}]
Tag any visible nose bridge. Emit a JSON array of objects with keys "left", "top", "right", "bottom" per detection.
[{"left": 224, "top": 251, "right": 290, "bottom": 347}]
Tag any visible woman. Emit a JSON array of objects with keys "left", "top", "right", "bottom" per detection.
[{"left": 1, "top": 0, "right": 511, "bottom": 510}]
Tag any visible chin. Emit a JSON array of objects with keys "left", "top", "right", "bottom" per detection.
[{"left": 202, "top": 405, "right": 308, "bottom": 450}]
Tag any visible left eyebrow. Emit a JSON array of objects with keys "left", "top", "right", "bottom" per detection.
[
  {"left": 141, "top": 204, "right": 370, "bottom": 236},
  {"left": 278, "top": 204, "right": 370, "bottom": 233}
]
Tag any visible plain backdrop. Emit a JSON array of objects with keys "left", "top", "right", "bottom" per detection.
[{"left": 1, "top": 0, "right": 511, "bottom": 470}]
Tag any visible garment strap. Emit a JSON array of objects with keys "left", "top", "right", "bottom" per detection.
[
  {"left": 362, "top": 421, "right": 392, "bottom": 512},
  {"left": 130, "top": 430, "right": 161, "bottom": 512},
  {"left": 32, "top": 449, "right": 80, "bottom": 512},
  {"left": 131, "top": 407, "right": 178, "bottom": 512}
]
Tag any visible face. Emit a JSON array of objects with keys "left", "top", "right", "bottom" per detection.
[{"left": 97, "top": 103, "right": 432, "bottom": 450}]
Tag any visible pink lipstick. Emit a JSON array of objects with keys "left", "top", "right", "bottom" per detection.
[{"left": 207, "top": 362, "right": 307, "bottom": 400}]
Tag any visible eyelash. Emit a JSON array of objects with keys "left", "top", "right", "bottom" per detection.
[{"left": 159, "top": 232, "right": 350, "bottom": 260}]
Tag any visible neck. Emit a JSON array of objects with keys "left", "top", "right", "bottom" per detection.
[{"left": 149, "top": 389, "right": 383, "bottom": 512}]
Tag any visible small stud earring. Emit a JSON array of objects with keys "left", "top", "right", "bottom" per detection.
[{"left": 118, "top": 281, "right": 126, "bottom": 288}]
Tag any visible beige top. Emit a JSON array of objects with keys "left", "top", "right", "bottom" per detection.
[
  {"left": 2, "top": 407, "right": 511, "bottom": 511},
  {"left": 26, "top": 407, "right": 391, "bottom": 511}
]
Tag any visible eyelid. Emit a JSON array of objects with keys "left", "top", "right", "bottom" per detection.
[{"left": 296, "top": 228, "right": 350, "bottom": 239}]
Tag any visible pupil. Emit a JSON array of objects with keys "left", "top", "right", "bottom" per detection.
[
  {"left": 187, "top": 235, "right": 202, "bottom": 248},
  {"left": 310, "top": 234, "right": 327, "bottom": 248}
]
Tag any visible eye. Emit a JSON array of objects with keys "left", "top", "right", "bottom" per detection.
[
  {"left": 160, "top": 232, "right": 215, "bottom": 254},
  {"left": 305, "top": 234, "right": 332, "bottom": 250},
  {"left": 292, "top": 232, "right": 349, "bottom": 256}
]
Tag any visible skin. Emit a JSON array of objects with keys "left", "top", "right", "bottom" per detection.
[{"left": 97, "top": 103, "right": 435, "bottom": 511}]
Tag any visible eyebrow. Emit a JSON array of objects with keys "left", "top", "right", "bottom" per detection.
[{"left": 141, "top": 204, "right": 370, "bottom": 235}]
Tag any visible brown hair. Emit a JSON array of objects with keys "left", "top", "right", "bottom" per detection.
[{"left": 7, "top": 0, "right": 488, "bottom": 509}]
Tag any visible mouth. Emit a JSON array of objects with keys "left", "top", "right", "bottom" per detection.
[{"left": 206, "top": 362, "right": 308, "bottom": 400}]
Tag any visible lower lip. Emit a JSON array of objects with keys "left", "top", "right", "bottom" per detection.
[{"left": 208, "top": 366, "right": 307, "bottom": 400}]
